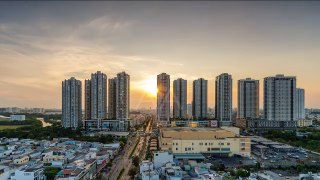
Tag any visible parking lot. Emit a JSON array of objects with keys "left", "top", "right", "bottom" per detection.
[
  {"left": 203, "top": 155, "right": 257, "bottom": 168},
  {"left": 252, "top": 148, "right": 320, "bottom": 168}
]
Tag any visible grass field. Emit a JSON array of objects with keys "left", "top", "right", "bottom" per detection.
[
  {"left": 0, "top": 125, "right": 28, "bottom": 130},
  {"left": 0, "top": 118, "right": 10, "bottom": 121}
]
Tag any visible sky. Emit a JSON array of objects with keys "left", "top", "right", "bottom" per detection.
[{"left": 0, "top": 1, "right": 320, "bottom": 109}]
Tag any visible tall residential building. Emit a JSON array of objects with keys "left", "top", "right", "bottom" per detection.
[
  {"left": 116, "top": 72, "right": 130, "bottom": 120},
  {"left": 108, "top": 78, "right": 117, "bottom": 119},
  {"left": 157, "top": 73, "right": 170, "bottom": 122},
  {"left": 237, "top": 78, "right": 259, "bottom": 119},
  {"left": 85, "top": 71, "right": 107, "bottom": 120},
  {"left": 84, "top": 80, "right": 91, "bottom": 120},
  {"left": 215, "top": 73, "right": 232, "bottom": 126},
  {"left": 264, "top": 74, "right": 297, "bottom": 121},
  {"left": 192, "top": 78, "right": 208, "bottom": 119},
  {"left": 173, "top": 78, "right": 187, "bottom": 119},
  {"left": 62, "top": 77, "right": 82, "bottom": 129},
  {"left": 297, "top": 88, "right": 305, "bottom": 119}
]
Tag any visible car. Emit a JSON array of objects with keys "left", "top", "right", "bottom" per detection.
[
  {"left": 312, "top": 160, "right": 317, "bottom": 163},
  {"left": 270, "top": 160, "right": 276, "bottom": 163}
]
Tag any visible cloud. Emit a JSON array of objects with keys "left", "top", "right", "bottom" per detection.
[{"left": 0, "top": 15, "right": 169, "bottom": 108}]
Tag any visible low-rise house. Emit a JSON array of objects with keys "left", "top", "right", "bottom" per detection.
[
  {"left": 141, "top": 170, "right": 160, "bottom": 180},
  {"left": 0, "top": 165, "right": 10, "bottom": 180},
  {"left": 14, "top": 155, "right": 30, "bottom": 165},
  {"left": 10, "top": 163, "right": 45, "bottom": 180},
  {"left": 140, "top": 160, "right": 154, "bottom": 174},
  {"left": 43, "top": 155, "right": 65, "bottom": 167},
  {"left": 153, "top": 151, "right": 174, "bottom": 169}
]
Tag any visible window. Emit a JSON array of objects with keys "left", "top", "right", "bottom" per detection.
[
  {"left": 211, "top": 148, "right": 220, "bottom": 151},
  {"left": 241, "top": 148, "right": 245, "bottom": 151},
  {"left": 185, "top": 148, "right": 188, "bottom": 151},
  {"left": 176, "top": 148, "right": 178, "bottom": 150},
  {"left": 205, "top": 143, "right": 207, "bottom": 146},
  {"left": 227, "top": 143, "right": 230, "bottom": 145},
  {"left": 221, "top": 148, "right": 230, "bottom": 151}
]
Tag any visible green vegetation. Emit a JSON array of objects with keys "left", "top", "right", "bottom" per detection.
[
  {"left": 132, "top": 156, "right": 140, "bottom": 167},
  {"left": 236, "top": 169, "right": 250, "bottom": 178},
  {"left": 128, "top": 166, "right": 138, "bottom": 179},
  {"left": 0, "top": 125, "right": 29, "bottom": 130},
  {"left": 0, "top": 119, "right": 115, "bottom": 144},
  {"left": 264, "top": 129, "right": 320, "bottom": 152},
  {"left": 0, "top": 119, "right": 42, "bottom": 126},
  {"left": 116, "top": 168, "right": 125, "bottom": 180},
  {"left": 119, "top": 137, "right": 127, "bottom": 149},
  {"left": 44, "top": 167, "right": 61, "bottom": 180}
]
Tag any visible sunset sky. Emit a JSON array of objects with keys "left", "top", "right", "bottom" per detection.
[{"left": 0, "top": 1, "right": 320, "bottom": 109}]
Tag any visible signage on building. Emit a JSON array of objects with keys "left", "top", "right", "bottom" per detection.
[{"left": 209, "top": 120, "right": 218, "bottom": 127}]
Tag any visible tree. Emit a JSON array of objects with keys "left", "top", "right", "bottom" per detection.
[
  {"left": 236, "top": 169, "right": 250, "bottom": 178},
  {"left": 44, "top": 167, "right": 60, "bottom": 180},
  {"left": 219, "top": 163, "right": 225, "bottom": 171},
  {"left": 132, "top": 156, "right": 140, "bottom": 167},
  {"left": 255, "top": 162, "right": 261, "bottom": 170},
  {"left": 119, "top": 137, "right": 127, "bottom": 144},
  {"left": 128, "top": 166, "right": 138, "bottom": 179}
]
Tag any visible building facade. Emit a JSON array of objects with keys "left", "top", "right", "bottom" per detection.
[
  {"left": 159, "top": 127, "right": 250, "bottom": 157},
  {"left": 108, "top": 78, "right": 117, "bottom": 119},
  {"left": 192, "top": 78, "right": 208, "bottom": 119},
  {"left": 173, "top": 78, "right": 187, "bottom": 119},
  {"left": 237, "top": 78, "right": 259, "bottom": 119},
  {"left": 116, "top": 72, "right": 130, "bottom": 120},
  {"left": 62, "top": 77, "right": 82, "bottom": 129},
  {"left": 215, "top": 73, "right": 233, "bottom": 126},
  {"left": 296, "top": 88, "right": 305, "bottom": 120},
  {"left": 264, "top": 74, "right": 297, "bottom": 121},
  {"left": 85, "top": 71, "right": 108, "bottom": 120},
  {"left": 297, "top": 119, "right": 313, "bottom": 127},
  {"left": 157, "top": 73, "right": 170, "bottom": 123},
  {"left": 10, "top": 115, "right": 26, "bottom": 121},
  {"left": 85, "top": 79, "right": 91, "bottom": 120}
]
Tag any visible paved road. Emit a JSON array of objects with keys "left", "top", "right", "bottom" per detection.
[
  {"left": 122, "top": 118, "right": 153, "bottom": 180},
  {"left": 104, "top": 117, "right": 153, "bottom": 180},
  {"left": 104, "top": 135, "right": 137, "bottom": 180}
]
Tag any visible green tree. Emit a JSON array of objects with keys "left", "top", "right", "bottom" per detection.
[
  {"left": 128, "top": 166, "right": 138, "bottom": 179},
  {"left": 255, "top": 162, "right": 261, "bottom": 170},
  {"left": 44, "top": 167, "right": 60, "bottom": 180},
  {"left": 132, "top": 156, "right": 140, "bottom": 167},
  {"left": 236, "top": 169, "right": 250, "bottom": 178}
]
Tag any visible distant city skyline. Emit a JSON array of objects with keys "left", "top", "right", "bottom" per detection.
[{"left": 0, "top": 1, "right": 320, "bottom": 109}]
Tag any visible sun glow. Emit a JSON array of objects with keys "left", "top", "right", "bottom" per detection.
[{"left": 140, "top": 77, "right": 157, "bottom": 97}]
